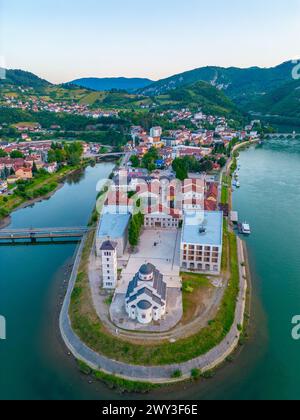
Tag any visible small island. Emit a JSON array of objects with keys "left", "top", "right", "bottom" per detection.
[{"left": 59, "top": 120, "right": 254, "bottom": 389}]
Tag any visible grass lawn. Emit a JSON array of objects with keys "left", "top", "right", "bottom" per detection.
[
  {"left": 221, "top": 174, "right": 230, "bottom": 205},
  {"left": 77, "top": 360, "right": 158, "bottom": 393},
  {"left": 181, "top": 272, "right": 211, "bottom": 324},
  {"left": 69, "top": 226, "right": 240, "bottom": 366}
]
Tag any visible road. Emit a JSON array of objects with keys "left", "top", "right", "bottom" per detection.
[{"left": 59, "top": 236, "right": 247, "bottom": 383}]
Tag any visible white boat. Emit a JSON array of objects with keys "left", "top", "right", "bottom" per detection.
[
  {"left": 239, "top": 222, "right": 251, "bottom": 235},
  {"left": 236, "top": 181, "right": 240, "bottom": 188}
]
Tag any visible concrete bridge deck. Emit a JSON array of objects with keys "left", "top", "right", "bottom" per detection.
[{"left": 0, "top": 227, "right": 90, "bottom": 242}]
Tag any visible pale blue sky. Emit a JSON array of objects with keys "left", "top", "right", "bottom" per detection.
[{"left": 0, "top": 0, "right": 299, "bottom": 83}]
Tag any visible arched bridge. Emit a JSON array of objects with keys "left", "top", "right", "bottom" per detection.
[
  {"left": 265, "top": 132, "right": 300, "bottom": 139},
  {"left": 0, "top": 227, "right": 91, "bottom": 243}
]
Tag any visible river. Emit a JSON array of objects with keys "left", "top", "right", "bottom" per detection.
[{"left": 1, "top": 139, "right": 300, "bottom": 400}]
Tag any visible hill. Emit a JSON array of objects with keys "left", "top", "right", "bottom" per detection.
[
  {"left": 0, "top": 69, "right": 51, "bottom": 89},
  {"left": 0, "top": 69, "right": 242, "bottom": 122},
  {"left": 69, "top": 77, "right": 153, "bottom": 92},
  {"left": 154, "top": 81, "right": 243, "bottom": 120},
  {"left": 246, "top": 79, "right": 300, "bottom": 129},
  {"left": 139, "top": 61, "right": 298, "bottom": 108}
]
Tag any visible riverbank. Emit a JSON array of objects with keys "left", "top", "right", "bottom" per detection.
[
  {"left": 0, "top": 163, "right": 88, "bottom": 229},
  {"left": 60, "top": 230, "right": 247, "bottom": 384},
  {"left": 60, "top": 209, "right": 249, "bottom": 385}
]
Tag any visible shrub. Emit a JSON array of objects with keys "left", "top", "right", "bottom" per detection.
[
  {"left": 171, "top": 370, "right": 182, "bottom": 379},
  {"left": 191, "top": 368, "right": 201, "bottom": 380}
]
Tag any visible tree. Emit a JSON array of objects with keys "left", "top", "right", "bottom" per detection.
[
  {"left": 130, "top": 155, "right": 140, "bottom": 168},
  {"left": 172, "top": 158, "right": 188, "bottom": 181},
  {"left": 68, "top": 153, "right": 80, "bottom": 166},
  {"left": 176, "top": 165, "right": 188, "bottom": 181},
  {"left": 142, "top": 147, "right": 159, "bottom": 171},
  {"left": 200, "top": 160, "right": 214, "bottom": 173},
  {"left": 10, "top": 150, "right": 24, "bottom": 159},
  {"left": 218, "top": 157, "right": 227, "bottom": 168},
  {"left": 0, "top": 149, "right": 8, "bottom": 158},
  {"left": 147, "top": 162, "right": 156, "bottom": 173},
  {"left": 32, "top": 161, "right": 38, "bottom": 175},
  {"left": 129, "top": 218, "right": 139, "bottom": 247},
  {"left": 128, "top": 213, "right": 144, "bottom": 247}
]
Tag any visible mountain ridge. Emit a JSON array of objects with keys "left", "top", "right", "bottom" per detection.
[
  {"left": 138, "top": 60, "right": 299, "bottom": 108},
  {"left": 68, "top": 77, "right": 153, "bottom": 92}
]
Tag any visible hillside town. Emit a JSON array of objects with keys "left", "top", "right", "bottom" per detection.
[
  {"left": 0, "top": 87, "right": 119, "bottom": 118},
  {"left": 0, "top": 106, "right": 259, "bottom": 198}
]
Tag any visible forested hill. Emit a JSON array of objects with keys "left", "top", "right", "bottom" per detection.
[
  {"left": 0, "top": 69, "right": 51, "bottom": 89},
  {"left": 154, "top": 81, "right": 243, "bottom": 120},
  {"left": 138, "top": 61, "right": 297, "bottom": 108}
]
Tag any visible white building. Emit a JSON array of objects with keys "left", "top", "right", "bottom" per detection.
[
  {"left": 125, "top": 263, "right": 167, "bottom": 324},
  {"left": 150, "top": 126, "right": 162, "bottom": 139},
  {"left": 144, "top": 207, "right": 181, "bottom": 229},
  {"left": 100, "top": 241, "right": 118, "bottom": 289},
  {"left": 180, "top": 211, "right": 223, "bottom": 274}
]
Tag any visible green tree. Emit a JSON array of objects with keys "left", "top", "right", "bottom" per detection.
[
  {"left": 218, "top": 157, "right": 227, "bottom": 168},
  {"left": 32, "top": 161, "right": 38, "bottom": 175},
  {"left": 172, "top": 158, "right": 188, "bottom": 181},
  {"left": 128, "top": 213, "right": 144, "bottom": 247},
  {"left": 142, "top": 147, "right": 159, "bottom": 171},
  {"left": 10, "top": 150, "right": 24, "bottom": 159},
  {"left": 130, "top": 155, "right": 140, "bottom": 168},
  {"left": 200, "top": 160, "right": 214, "bottom": 173}
]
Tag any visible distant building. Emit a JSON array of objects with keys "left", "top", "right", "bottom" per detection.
[
  {"left": 180, "top": 211, "right": 223, "bottom": 274},
  {"left": 96, "top": 212, "right": 131, "bottom": 258},
  {"left": 15, "top": 167, "right": 33, "bottom": 180},
  {"left": 100, "top": 241, "right": 118, "bottom": 289},
  {"left": 150, "top": 126, "right": 162, "bottom": 140},
  {"left": 125, "top": 263, "right": 167, "bottom": 324}
]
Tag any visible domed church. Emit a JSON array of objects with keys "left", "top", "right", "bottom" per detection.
[{"left": 125, "top": 263, "right": 167, "bottom": 324}]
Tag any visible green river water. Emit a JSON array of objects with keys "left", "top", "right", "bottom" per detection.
[{"left": 1, "top": 139, "right": 300, "bottom": 400}]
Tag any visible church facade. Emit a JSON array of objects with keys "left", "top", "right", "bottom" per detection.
[{"left": 125, "top": 263, "right": 167, "bottom": 324}]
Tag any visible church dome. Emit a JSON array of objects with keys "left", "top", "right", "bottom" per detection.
[
  {"left": 139, "top": 263, "right": 155, "bottom": 281},
  {"left": 139, "top": 264, "right": 154, "bottom": 275}
]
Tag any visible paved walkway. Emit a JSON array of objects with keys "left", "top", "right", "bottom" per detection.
[{"left": 59, "top": 235, "right": 248, "bottom": 384}]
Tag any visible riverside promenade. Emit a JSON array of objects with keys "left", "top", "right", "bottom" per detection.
[{"left": 59, "top": 234, "right": 248, "bottom": 384}]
